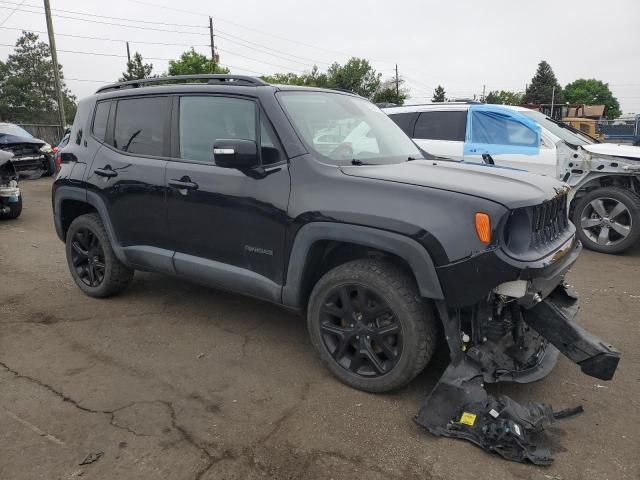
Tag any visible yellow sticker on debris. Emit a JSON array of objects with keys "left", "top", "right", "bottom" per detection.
[{"left": 459, "top": 412, "right": 477, "bottom": 426}]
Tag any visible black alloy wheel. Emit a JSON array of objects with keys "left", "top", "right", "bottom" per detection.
[
  {"left": 70, "top": 227, "right": 106, "bottom": 287},
  {"left": 319, "top": 284, "right": 403, "bottom": 377}
]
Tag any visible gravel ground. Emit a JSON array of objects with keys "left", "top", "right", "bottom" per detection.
[{"left": 1, "top": 178, "right": 638, "bottom": 480}]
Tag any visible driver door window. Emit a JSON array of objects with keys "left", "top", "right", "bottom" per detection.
[{"left": 179, "top": 96, "right": 256, "bottom": 163}]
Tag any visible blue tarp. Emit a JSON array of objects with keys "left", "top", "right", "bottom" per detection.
[{"left": 464, "top": 105, "right": 541, "bottom": 157}]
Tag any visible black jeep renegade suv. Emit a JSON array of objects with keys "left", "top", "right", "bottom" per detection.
[{"left": 53, "top": 75, "right": 619, "bottom": 463}]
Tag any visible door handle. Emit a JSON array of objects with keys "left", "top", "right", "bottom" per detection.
[
  {"left": 94, "top": 167, "right": 117, "bottom": 178},
  {"left": 169, "top": 179, "right": 199, "bottom": 190}
]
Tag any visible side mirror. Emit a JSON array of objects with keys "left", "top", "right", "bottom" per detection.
[{"left": 213, "top": 139, "right": 259, "bottom": 170}]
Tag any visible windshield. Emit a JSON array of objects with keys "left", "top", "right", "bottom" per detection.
[
  {"left": 0, "top": 124, "right": 33, "bottom": 138},
  {"left": 277, "top": 91, "right": 423, "bottom": 165},
  {"left": 520, "top": 110, "right": 594, "bottom": 147}
]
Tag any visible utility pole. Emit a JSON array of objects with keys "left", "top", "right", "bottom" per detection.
[
  {"left": 395, "top": 64, "right": 399, "bottom": 98},
  {"left": 209, "top": 17, "right": 215, "bottom": 64},
  {"left": 550, "top": 85, "right": 556, "bottom": 119},
  {"left": 43, "top": 0, "right": 66, "bottom": 133},
  {"left": 482, "top": 84, "right": 486, "bottom": 102},
  {"left": 126, "top": 41, "right": 131, "bottom": 63}
]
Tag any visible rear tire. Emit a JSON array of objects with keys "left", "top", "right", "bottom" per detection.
[
  {"left": 0, "top": 195, "right": 22, "bottom": 220},
  {"left": 65, "top": 213, "right": 134, "bottom": 297},
  {"left": 307, "top": 258, "right": 437, "bottom": 393},
  {"left": 573, "top": 187, "right": 640, "bottom": 254}
]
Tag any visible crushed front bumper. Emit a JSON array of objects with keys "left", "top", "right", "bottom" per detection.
[{"left": 415, "top": 283, "right": 620, "bottom": 465}]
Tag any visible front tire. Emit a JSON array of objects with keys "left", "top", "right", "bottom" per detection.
[
  {"left": 307, "top": 259, "right": 437, "bottom": 393},
  {"left": 42, "top": 154, "right": 55, "bottom": 177},
  {"left": 0, "top": 195, "right": 22, "bottom": 219},
  {"left": 65, "top": 213, "right": 134, "bottom": 297},
  {"left": 573, "top": 187, "right": 640, "bottom": 254}
]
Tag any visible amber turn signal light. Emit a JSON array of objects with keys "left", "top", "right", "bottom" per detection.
[{"left": 475, "top": 213, "right": 491, "bottom": 244}]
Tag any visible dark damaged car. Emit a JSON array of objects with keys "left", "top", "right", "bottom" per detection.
[
  {"left": 52, "top": 75, "right": 620, "bottom": 465},
  {"left": 0, "top": 123, "right": 55, "bottom": 177}
]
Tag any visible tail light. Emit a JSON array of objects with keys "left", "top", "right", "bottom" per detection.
[{"left": 54, "top": 152, "right": 62, "bottom": 172}]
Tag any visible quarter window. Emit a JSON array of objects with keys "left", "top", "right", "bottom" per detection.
[
  {"left": 414, "top": 111, "right": 467, "bottom": 141},
  {"left": 92, "top": 101, "right": 110, "bottom": 142},
  {"left": 113, "top": 97, "right": 167, "bottom": 156},
  {"left": 179, "top": 96, "right": 256, "bottom": 163}
]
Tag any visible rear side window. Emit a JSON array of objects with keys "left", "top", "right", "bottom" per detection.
[
  {"left": 414, "top": 111, "right": 467, "bottom": 141},
  {"left": 113, "top": 97, "right": 167, "bottom": 156},
  {"left": 92, "top": 101, "right": 110, "bottom": 142},
  {"left": 388, "top": 112, "right": 419, "bottom": 136},
  {"left": 179, "top": 96, "right": 256, "bottom": 163}
]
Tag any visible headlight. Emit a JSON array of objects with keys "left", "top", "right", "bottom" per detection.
[{"left": 39, "top": 144, "right": 52, "bottom": 153}]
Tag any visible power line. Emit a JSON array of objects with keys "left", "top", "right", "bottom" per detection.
[
  {"left": 0, "top": 0, "right": 24, "bottom": 26},
  {"left": 0, "top": 42, "right": 265, "bottom": 75},
  {"left": 0, "top": 25, "right": 210, "bottom": 46},
  {"left": 0, "top": 4, "right": 211, "bottom": 34},
  {"left": 127, "top": 0, "right": 396, "bottom": 65},
  {"left": 0, "top": 0, "right": 206, "bottom": 28},
  {"left": 216, "top": 30, "right": 331, "bottom": 67}
]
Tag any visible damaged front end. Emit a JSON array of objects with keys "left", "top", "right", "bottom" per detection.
[{"left": 416, "top": 248, "right": 620, "bottom": 465}]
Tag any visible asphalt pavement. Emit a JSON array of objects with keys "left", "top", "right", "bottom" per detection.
[{"left": 1, "top": 178, "right": 638, "bottom": 480}]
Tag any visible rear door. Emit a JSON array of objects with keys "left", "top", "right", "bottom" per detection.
[
  {"left": 411, "top": 110, "right": 467, "bottom": 160},
  {"left": 86, "top": 95, "right": 173, "bottom": 271},
  {"left": 165, "top": 94, "right": 290, "bottom": 300}
]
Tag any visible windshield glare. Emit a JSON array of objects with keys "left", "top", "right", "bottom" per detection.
[
  {"left": 520, "top": 111, "right": 593, "bottom": 147},
  {"left": 277, "top": 91, "right": 422, "bottom": 164},
  {"left": 0, "top": 124, "right": 34, "bottom": 138}
]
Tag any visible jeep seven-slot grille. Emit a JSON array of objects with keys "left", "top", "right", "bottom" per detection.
[{"left": 529, "top": 194, "right": 569, "bottom": 246}]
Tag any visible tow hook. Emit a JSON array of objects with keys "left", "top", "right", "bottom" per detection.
[{"left": 415, "top": 286, "right": 620, "bottom": 465}]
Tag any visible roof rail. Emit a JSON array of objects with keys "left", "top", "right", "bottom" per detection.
[{"left": 96, "top": 74, "right": 268, "bottom": 93}]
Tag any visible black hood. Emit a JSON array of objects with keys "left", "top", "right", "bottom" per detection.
[
  {"left": 0, "top": 133, "right": 46, "bottom": 148},
  {"left": 340, "top": 160, "right": 568, "bottom": 209}
]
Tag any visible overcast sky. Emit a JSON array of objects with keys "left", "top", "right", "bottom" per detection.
[{"left": 1, "top": 0, "right": 639, "bottom": 114}]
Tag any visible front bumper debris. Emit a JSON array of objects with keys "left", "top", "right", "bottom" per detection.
[{"left": 416, "top": 284, "right": 620, "bottom": 465}]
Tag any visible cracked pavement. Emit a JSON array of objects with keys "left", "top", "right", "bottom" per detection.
[{"left": 0, "top": 178, "right": 639, "bottom": 480}]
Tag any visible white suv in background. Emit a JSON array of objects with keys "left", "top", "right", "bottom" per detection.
[{"left": 384, "top": 103, "right": 640, "bottom": 254}]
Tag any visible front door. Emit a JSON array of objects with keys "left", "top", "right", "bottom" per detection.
[
  {"left": 86, "top": 95, "right": 172, "bottom": 271},
  {"left": 166, "top": 95, "right": 290, "bottom": 301},
  {"left": 462, "top": 105, "right": 551, "bottom": 174}
]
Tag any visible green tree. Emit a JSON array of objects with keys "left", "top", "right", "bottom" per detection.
[
  {"left": 326, "top": 57, "right": 381, "bottom": 98},
  {"left": 524, "top": 60, "right": 564, "bottom": 104},
  {"left": 0, "top": 31, "right": 76, "bottom": 124},
  {"left": 119, "top": 52, "right": 154, "bottom": 81},
  {"left": 262, "top": 59, "right": 388, "bottom": 101},
  {"left": 564, "top": 78, "right": 621, "bottom": 119},
  {"left": 167, "top": 48, "right": 229, "bottom": 76},
  {"left": 432, "top": 85, "right": 446, "bottom": 102},
  {"left": 262, "top": 65, "right": 327, "bottom": 87},
  {"left": 372, "top": 77, "right": 409, "bottom": 105},
  {"left": 485, "top": 90, "right": 524, "bottom": 105}
]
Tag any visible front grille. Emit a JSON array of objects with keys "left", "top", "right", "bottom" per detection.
[
  {"left": 529, "top": 194, "right": 569, "bottom": 246},
  {"left": 6, "top": 145, "right": 40, "bottom": 156}
]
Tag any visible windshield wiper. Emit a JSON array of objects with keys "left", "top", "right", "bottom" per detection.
[{"left": 351, "top": 159, "right": 374, "bottom": 166}]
